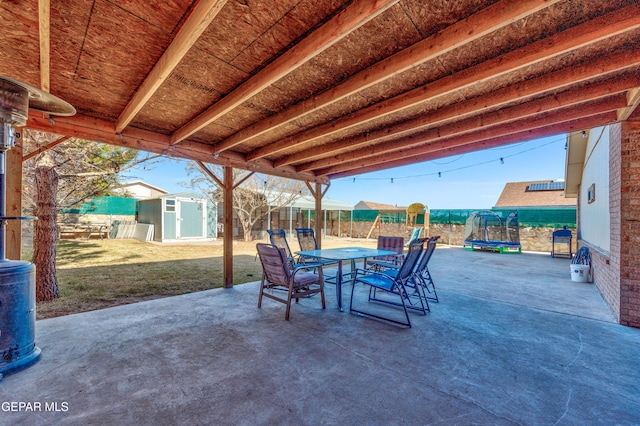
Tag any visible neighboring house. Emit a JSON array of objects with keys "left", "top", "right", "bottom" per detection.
[
  {"left": 354, "top": 200, "right": 406, "bottom": 210},
  {"left": 114, "top": 180, "right": 168, "bottom": 199},
  {"left": 494, "top": 180, "right": 576, "bottom": 209}
]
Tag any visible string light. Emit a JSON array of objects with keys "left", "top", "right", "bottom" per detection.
[{"left": 338, "top": 136, "right": 564, "bottom": 183}]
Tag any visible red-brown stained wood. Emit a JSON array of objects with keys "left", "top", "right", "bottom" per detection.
[{"left": 0, "top": 0, "right": 634, "bottom": 185}]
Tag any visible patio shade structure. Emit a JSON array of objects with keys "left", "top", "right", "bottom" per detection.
[{"left": 1, "top": 0, "right": 640, "bottom": 287}]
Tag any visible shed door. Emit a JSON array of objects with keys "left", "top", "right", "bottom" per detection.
[{"left": 178, "top": 199, "right": 205, "bottom": 238}]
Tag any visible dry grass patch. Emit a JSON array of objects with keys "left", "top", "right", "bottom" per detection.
[
  {"left": 35, "top": 239, "right": 262, "bottom": 319},
  {"left": 33, "top": 237, "right": 377, "bottom": 319}
]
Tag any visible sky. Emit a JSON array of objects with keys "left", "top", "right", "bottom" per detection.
[{"left": 124, "top": 134, "right": 568, "bottom": 210}]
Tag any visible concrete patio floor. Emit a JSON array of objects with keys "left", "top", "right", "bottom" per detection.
[{"left": 1, "top": 246, "right": 639, "bottom": 425}]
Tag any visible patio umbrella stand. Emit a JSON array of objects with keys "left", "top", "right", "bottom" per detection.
[{"left": 0, "top": 76, "right": 75, "bottom": 379}]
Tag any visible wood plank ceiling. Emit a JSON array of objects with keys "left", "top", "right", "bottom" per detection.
[{"left": 2, "top": 0, "right": 639, "bottom": 184}]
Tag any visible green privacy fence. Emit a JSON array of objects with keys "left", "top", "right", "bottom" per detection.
[
  {"left": 337, "top": 208, "right": 575, "bottom": 228},
  {"left": 429, "top": 208, "right": 576, "bottom": 228},
  {"left": 303, "top": 210, "right": 408, "bottom": 223},
  {"left": 61, "top": 196, "right": 137, "bottom": 215}
]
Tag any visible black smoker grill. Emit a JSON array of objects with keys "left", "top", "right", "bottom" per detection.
[{"left": 0, "top": 76, "right": 75, "bottom": 379}]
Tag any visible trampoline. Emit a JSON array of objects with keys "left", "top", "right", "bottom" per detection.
[{"left": 463, "top": 211, "right": 521, "bottom": 254}]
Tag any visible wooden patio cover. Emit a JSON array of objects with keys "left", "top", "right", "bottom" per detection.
[{"left": 1, "top": 0, "right": 639, "bottom": 285}]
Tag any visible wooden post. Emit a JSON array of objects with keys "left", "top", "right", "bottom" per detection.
[
  {"left": 223, "top": 166, "right": 233, "bottom": 288},
  {"left": 6, "top": 129, "right": 23, "bottom": 260},
  {"left": 425, "top": 207, "right": 430, "bottom": 238},
  {"left": 315, "top": 182, "right": 322, "bottom": 249}
]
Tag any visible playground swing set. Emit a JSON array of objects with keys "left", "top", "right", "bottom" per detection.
[{"left": 463, "top": 211, "right": 522, "bottom": 254}]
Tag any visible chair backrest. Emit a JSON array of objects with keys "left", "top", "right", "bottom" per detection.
[
  {"left": 406, "top": 227, "right": 423, "bottom": 245},
  {"left": 414, "top": 236, "right": 440, "bottom": 273},
  {"left": 256, "top": 243, "right": 291, "bottom": 285},
  {"left": 267, "top": 229, "right": 294, "bottom": 260},
  {"left": 295, "top": 228, "right": 318, "bottom": 251},
  {"left": 377, "top": 236, "right": 404, "bottom": 254},
  {"left": 396, "top": 238, "right": 426, "bottom": 281}
]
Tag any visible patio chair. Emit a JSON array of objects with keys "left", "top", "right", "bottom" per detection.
[
  {"left": 256, "top": 243, "right": 325, "bottom": 320},
  {"left": 368, "top": 236, "right": 439, "bottom": 307},
  {"left": 366, "top": 236, "right": 405, "bottom": 270},
  {"left": 349, "top": 238, "right": 426, "bottom": 328},
  {"left": 410, "top": 236, "right": 440, "bottom": 303},
  {"left": 294, "top": 227, "right": 339, "bottom": 282},
  {"left": 267, "top": 229, "right": 302, "bottom": 269}
]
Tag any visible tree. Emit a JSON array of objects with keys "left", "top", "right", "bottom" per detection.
[
  {"left": 22, "top": 130, "right": 155, "bottom": 301},
  {"left": 186, "top": 163, "right": 306, "bottom": 241}
]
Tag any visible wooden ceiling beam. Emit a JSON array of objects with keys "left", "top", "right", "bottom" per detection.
[
  {"left": 299, "top": 74, "right": 639, "bottom": 172},
  {"left": 23, "top": 136, "right": 71, "bottom": 162},
  {"left": 315, "top": 94, "right": 627, "bottom": 177},
  {"left": 282, "top": 50, "right": 640, "bottom": 169},
  {"left": 328, "top": 112, "right": 618, "bottom": 179},
  {"left": 212, "top": 0, "right": 558, "bottom": 154},
  {"left": 248, "top": 2, "right": 640, "bottom": 161},
  {"left": 115, "top": 0, "right": 229, "bottom": 133},
  {"left": 618, "top": 87, "right": 640, "bottom": 121},
  {"left": 38, "top": 0, "right": 50, "bottom": 92},
  {"left": 25, "top": 114, "right": 326, "bottom": 183},
  {"left": 170, "top": 0, "right": 400, "bottom": 145}
]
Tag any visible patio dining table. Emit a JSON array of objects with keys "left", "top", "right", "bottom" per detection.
[{"left": 295, "top": 247, "right": 397, "bottom": 311}]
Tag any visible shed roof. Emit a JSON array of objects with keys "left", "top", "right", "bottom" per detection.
[
  {"left": 494, "top": 180, "right": 576, "bottom": 208},
  {"left": 3, "top": 0, "right": 640, "bottom": 183}
]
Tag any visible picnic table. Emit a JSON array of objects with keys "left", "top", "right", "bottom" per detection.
[{"left": 58, "top": 222, "right": 109, "bottom": 240}]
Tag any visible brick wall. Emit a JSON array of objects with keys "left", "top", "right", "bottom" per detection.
[
  {"left": 618, "top": 121, "right": 640, "bottom": 328},
  {"left": 589, "top": 123, "right": 622, "bottom": 322}
]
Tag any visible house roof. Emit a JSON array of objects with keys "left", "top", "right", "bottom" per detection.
[
  {"left": 118, "top": 180, "right": 168, "bottom": 194},
  {"left": 354, "top": 201, "right": 406, "bottom": 211},
  {"left": 3, "top": 1, "right": 640, "bottom": 183},
  {"left": 494, "top": 180, "right": 575, "bottom": 208}
]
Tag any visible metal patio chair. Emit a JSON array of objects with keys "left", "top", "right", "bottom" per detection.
[
  {"left": 410, "top": 236, "right": 440, "bottom": 304},
  {"left": 294, "top": 227, "right": 339, "bottom": 282},
  {"left": 366, "top": 236, "right": 405, "bottom": 270},
  {"left": 349, "top": 238, "right": 426, "bottom": 328},
  {"left": 256, "top": 243, "right": 325, "bottom": 320},
  {"left": 369, "top": 236, "right": 440, "bottom": 306}
]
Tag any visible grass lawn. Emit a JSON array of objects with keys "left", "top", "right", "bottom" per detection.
[{"left": 30, "top": 237, "right": 376, "bottom": 319}]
